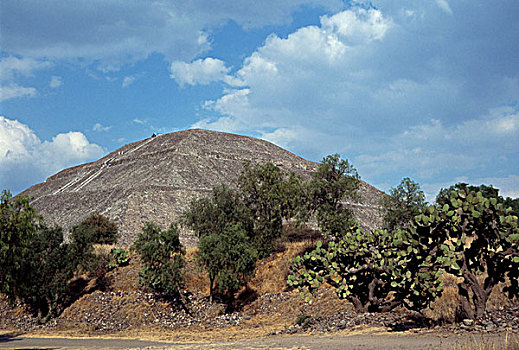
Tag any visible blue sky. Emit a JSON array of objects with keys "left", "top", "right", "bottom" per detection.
[{"left": 1, "top": 0, "right": 518, "bottom": 200}]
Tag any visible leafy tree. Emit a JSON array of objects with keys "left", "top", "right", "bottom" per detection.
[
  {"left": 288, "top": 222, "right": 444, "bottom": 313},
  {"left": 238, "top": 161, "right": 303, "bottom": 258},
  {"left": 380, "top": 177, "right": 426, "bottom": 231},
  {"left": 183, "top": 185, "right": 257, "bottom": 301},
  {"left": 197, "top": 223, "right": 257, "bottom": 300},
  {"left": 415, "top": 189, "right": 519, "bottom": 319},
  {"left": 307, "top": 154, "right": 360, "bottom": 237},
  {"left": 77, "top": 212, "right": 119, "bottom": 244},
  {"left": 1, "top": 190, "right": 101, "bottom": 318},
  {"left": 1, "top": 190, "right": 42, "bottom": 300},
  {"left": 183, "top": 184, "right": 253, "bottom": 240},
  {"left": 132, "top": 222, "right": 185, "bottom": 297},
  {"left": 21, "top": 226, "right": 77, "bottom": 318}
]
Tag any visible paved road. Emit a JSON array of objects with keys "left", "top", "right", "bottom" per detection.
[{"left": 0, "top": 332, "right": 511, "bottom": 349}]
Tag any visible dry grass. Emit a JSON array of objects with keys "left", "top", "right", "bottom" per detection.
[
  {"left": 183, "top": 247, "right": 210, "bottom": 294},
  {"left": 451, "top": 332, "right": 519, "bottom": 350},
  {"left": 249, "top": 240, "right": 315, "bottom": 295}
]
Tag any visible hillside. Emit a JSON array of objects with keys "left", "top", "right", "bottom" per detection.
[{"left": 20, "top": 129, "right": 385, "bottom": 246}]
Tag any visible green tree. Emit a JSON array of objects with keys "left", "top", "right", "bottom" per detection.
[
  {"left": 183, "top": 184, "right": 253, "bottom": 240},
  {"left": 307, "top": 154, "right": 360, "bottom": 237},
  {"left": 77, "top": 212, "right": 119, "bottom": 244},
  {"left": 437, "top": 183, "right": 519, "bottom": 218},
  {"left": 238, "top": 161, "right": 303, "bottom": 258},
  {"left": 0, "top": 190, "right": 42, "bottom": 300},
  {"left": 380, "top": 177, "right": 426, "bottom": 231},
  {"left": 415, "top": 189, "right": 519, "bottom": 319},
  {"left": 197, "top": 223, "right": 257, "bottom": 300},
  {"left": 132, "top": 222, "right": 185, "bottom": 297},
  {"left": 183, "top": 185, "right": 257, "bottom": 301},
  {"left": 503, "top": 196, "right": 519, "bottom": 217},
  {"left": 1, "top": 190, "right": 101, "bottom": 318},
  {"left": 22, "top": 226, "right": 77, "bottom": 318}
]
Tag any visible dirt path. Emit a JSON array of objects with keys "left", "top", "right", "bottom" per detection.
[{"left": 0, "top": 331, "right": 512, "bottom": 349}]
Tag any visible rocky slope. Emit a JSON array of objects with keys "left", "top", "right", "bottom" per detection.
[{"left": 20, "top": 129, "right": 385, "bottom": 246}]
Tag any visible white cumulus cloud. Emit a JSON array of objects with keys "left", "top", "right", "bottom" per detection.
[
  {"left": 189, "top": 3, "right": 518, "bottom": 196},
  {"left": 0, "top": 116, "right": 104, "bottom": 193},
  {"left": 170, "top": 58, "right": 231, "bottom": 86}
]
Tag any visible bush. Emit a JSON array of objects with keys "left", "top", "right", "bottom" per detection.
[
  {"left": 197, "top": 223, "right": 257, "bottom": 301},
  {"left": 1, "top": 190, "right": 102, "bottom": 318},
  {"left": 132, "top": 222, "right": 185, "bottom": 297},
  {"left": 184, "top": 185, "right": 257, "bottom": 301},
  {"left": 107, "top": 248, "right": 130, "bottom": 269},
  {"left": 77, "top": 212, "right": 118, "bottom": 244},
  {"left": 380, "top": 177, "right": 426, "bottom": 231},
  {"left": 237, "top": 161, "right": 303, "bottom": 258}
]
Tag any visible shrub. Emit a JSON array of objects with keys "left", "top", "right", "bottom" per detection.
[
  {"left": 1, "top": 190, "right": 101, "bottom": 318},
  {"left": 132, "top": 222, "right": 185, "bottom": 297},
  {"left": 77, "top": 212, "right": 118, "bottom": 244},
  {"left": 107, "top": 248, "right": 130, "bottom": 269},
  {"left": 238, "top": 161, "right": 303, "bottom": 258}
]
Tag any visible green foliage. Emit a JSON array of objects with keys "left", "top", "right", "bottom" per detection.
[
  {"left": 307, "top": 154, "right": 360, "bottom": 238},
  {"left": 380, "top": 177, "right": 426, "bottom": 231},
  {"left": 68, "top": 223, "right": 100, "bottom": 273},
  {"left": 132, "top": 222, "right": 185, "bottom": 297},
  {"left": 289, "top": 186, "right": 518, "bottom": 319},
  {"left": 0, "top": 190, "right": 42, "bottom": 300},
  {"left": 1, "top": 190, "right": 101, "bottom": 318},
  {"left": 238, "top": 161, "right": 303, "bottom": 258},
  {"left": 503, "top": 196, "right": 519, "bottom": 217},
  {"left": 288, "top": 222, "right": 443, "bottom": 313},
  {"left": 107, "top": 248, "right": 130, "bottom": 269},
  {"left": 415, "top": 189, "right": 519, "bottom": 319},
  {"left": 183, "top": 185, "right": 257, "bottom": 300},
  {"left": 436, "top": 183, "right": 499, "bottom": 206},
  {"left": 77, "top": 212, "right": 119, "bottom": 244},
  {"left": 22, "top": 226, "right": 77, "bottom": 318},
  {"left": 197, "top": 223, "right": 258, "bottom": 299},
  {"left": 183, "top": 184, "right": 253, "bottom": 240}
]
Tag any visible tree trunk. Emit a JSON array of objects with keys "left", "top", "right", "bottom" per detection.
[
  {"left": 209, "top": 277, "right": 214, "bottom": 303},
  {"left": 349, "top": 296, "right": 368, "bottom": 313},
  {"left": 456, "top": 282, "right": 474, "bottom": 321}
]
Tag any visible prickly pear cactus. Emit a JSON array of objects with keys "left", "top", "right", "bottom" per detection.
[
  {"left": 287, "top": 222, "right": 443, "bottom": 313},
  {"left": 413, "top": 190, "right": 519, "bottom": 319}
]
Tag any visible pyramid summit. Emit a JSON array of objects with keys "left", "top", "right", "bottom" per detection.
[{"left": 20, "top": 129, "right": 384, "bottom": 246}]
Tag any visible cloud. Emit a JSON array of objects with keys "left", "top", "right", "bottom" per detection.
[
  {"left": 0, "top": 84, "right": 37, "bottom": 101},
  {"left": 92, "top": 123, "right": 111, "bottom": 132},
  {"left": 1, "top": 1, "right": 344, "bottom": 70},
  {"left": 49, "top": 75, "right": 63, "bottom": 88},
  {"left": 122, "top": 76, "right": 135, "bottom": 88},
  {"left": 170, "top": 58, "right": 231, "bottom": 86},
  {"left": 0, "top": 56, "right": 52, "bottom": 81},
  {"left": 0, "top": 57, "right": 52, "bottom": 101},
  {"left": 188, "top": 3, "right": 518, "bottom": 195},
  {"left": 435, "top": 0, "right": 453, "bottom": 15},
  {"left": 0, "top": 116, "right": 104, "bottom": 193}
]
